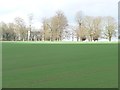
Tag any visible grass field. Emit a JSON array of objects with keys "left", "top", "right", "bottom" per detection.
[{"left": 2, "top": 42, "right": 118, "bottom": 88}]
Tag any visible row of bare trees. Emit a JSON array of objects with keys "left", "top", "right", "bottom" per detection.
[
  {"left": 74, "top": 11, "right": 117, "bottom": 42},
  {"left": 0, "top": 10, "right": 117, "bottom": 42},
  {"left": 0, "top": 17, "right": 28, "bottom": 41}
]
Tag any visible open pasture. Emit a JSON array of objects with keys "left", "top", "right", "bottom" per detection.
[{"left": 2, "top": 42, "right": 118, "bottom": 88}]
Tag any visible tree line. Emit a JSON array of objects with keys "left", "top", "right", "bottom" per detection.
[{"left": 0, "top": 10, "right": 117, "bottom": 42}]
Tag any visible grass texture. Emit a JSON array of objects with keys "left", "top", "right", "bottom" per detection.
[{"left": 2, "top": 42, "right": 118, "bottom": 88}]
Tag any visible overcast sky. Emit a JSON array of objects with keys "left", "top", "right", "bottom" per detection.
[{"left": 0, "top": 0, "right": 119, "bottom": 28}]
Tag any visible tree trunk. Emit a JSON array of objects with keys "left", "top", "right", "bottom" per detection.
[
  {"left": 90, "top": 36, "right": 92, "bottom": 42},
  {"left": 109, "top": 36, "right": 112, "bottom": 42},
  {"left": 77, "top": 36, "right": 79, "bottom": 41}
]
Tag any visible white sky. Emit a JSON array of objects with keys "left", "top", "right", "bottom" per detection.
[{"left": 0, "top": 0, "right": 119, "bottom": 28}]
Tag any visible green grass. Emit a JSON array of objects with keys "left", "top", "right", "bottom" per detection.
[{"left": 2, "top": 42, "right": 118, "bottom": 88}]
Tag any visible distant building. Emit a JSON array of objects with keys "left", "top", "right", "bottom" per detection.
[
  {"left": 27, "top": 30, "right": 42, "bottom": 41},
  {"left": 30, "top": 31, "right": 42, "bottom": 41}
]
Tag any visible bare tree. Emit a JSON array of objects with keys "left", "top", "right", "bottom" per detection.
[
  {"left": 51, "top": 10, "right": 68, "bottom": 41},
  {"left": 0, "top": 22, "right": 9, "bottom": 41},
  {"left": 0, "top": 22, "right": 16, "bottom": 41},
  {"left": 79, "top": 24, "right": 87, "bottom": 41},
  {"left": 83, "top": 16, "right": 94, "bottom": 41},
  {"left": 42, "top": 18, "right": 51, "bottom": 41},
  {"left": 7, "top": 23, "right": 16, "bottom": 41},
  {"left": 103, "top": 16, "right": 117, "bottom": 41},
  {"left": 92, "top": 17, "right": 102, "bottom": 41},
  {"left": 41, "top": 11, "right": 68, "bottom": 41},
  {"left": 75, "top": 11, "right": 87, "bottom": 41},
  {"left": 75, "top": 11, "right": 84, "bottom": 27},
  {"left": 14, "top": 17, "right": 27, "bottom": 41}
]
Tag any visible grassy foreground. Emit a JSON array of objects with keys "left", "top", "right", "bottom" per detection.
[{"left": 2, "top": 42, "right": 118, "bottom": 88}]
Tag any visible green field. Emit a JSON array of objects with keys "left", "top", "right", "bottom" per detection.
[{"left": 2, "top": 42, "right": 118, "bottom": 88}]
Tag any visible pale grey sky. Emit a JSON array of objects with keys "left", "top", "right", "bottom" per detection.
[{"left": 0, "top": 0, "right": 119, "bottom": 28}]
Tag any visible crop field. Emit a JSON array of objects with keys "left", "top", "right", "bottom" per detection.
[{"left": 2, "top": 42, "right": 118, "bottom": 88}]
